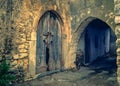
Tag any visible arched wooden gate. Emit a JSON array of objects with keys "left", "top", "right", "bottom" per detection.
[{"left": 36, "top": 11, "right": 63, "bottom": 73}]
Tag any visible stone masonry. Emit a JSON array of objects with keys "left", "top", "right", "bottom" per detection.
[
  {"left": 1, "top": 0, "right": 120, "bottom": 83},
  {"left": 114, "top": 0, "right": 120, "bottom": 85}
]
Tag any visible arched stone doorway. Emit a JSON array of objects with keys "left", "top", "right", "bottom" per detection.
[
  {"left": 36, "top": 11, "right": 63, "bottom": 73},
  {"left": 77, "top": 18, "right": 117, "bottom": 66}
]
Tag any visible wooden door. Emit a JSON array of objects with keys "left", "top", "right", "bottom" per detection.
[{"left": 36, "top": 11, "right": 62, "bottom": 73}]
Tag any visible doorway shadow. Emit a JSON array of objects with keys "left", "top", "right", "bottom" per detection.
[{"left": 87, "top": 54, "right": 117, "bottom": 74}]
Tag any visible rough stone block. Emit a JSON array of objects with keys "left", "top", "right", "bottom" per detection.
[
  {"left": 117, "top": 48, "right": 120, "bottom": 55},
  {"left": 19, "top": 49, "right": 28, "bottom": 53},
  {"left": 117, "top": 68, "right": 120, "bottom": 78},
  {"left": 10, "top": 65, "right": 18, "bottom": 71},
  {"left": 20, "top": 34, "right": 26, "bottom": 39},
  {"left": 0, "top": 56, "right": 2, "bottom": 61},
  {"left": 115, "top": 16, "right": 120, "bottom": 24},
  {"left": 115, "top": 25, "right": 120, "bottom": 31},
  {"left": 13, "top": 54, "right": 19, "bottom": 60},
  {"left": 24, "top": 41, "right": 29, "bottom": 45},
  {"left": 26, "top": 37, "right": 31, "bottom": 41},
  {"left": 115, "top": 4, "right": 120, "bottom": 15},
  {"left": 114, "top": 0, "right": 120, "bottom": 4},
  {"left": 31, "top": 31, "right": 36, "bottom": 40},
  {"left": 23, "top": 64, "right": 28, "bottom": 71},
  {"left": 20, "top": 38, "right": 27, "bottom": 43},
  {"left": 11, "top": 60, "right": 17, "bottom": 66},
  {"left": 18, "top": 60, "right": 24, "bottom": 67},
  {"left": 116, "top": 39, "right": 120, "bottom": 47},
  {"left": 18, "top": 45, "right": 25, "bottom": 49},
  {"left": 117, "top": 58, "right": 120, "bottom": 65},
  {"left": 23, "top": 59, "right": 28, "bottom": 64},
  {"left": 19, "top": 53, "right": 28, "bottom": 59}
]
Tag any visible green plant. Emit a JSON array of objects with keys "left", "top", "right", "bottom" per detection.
[{"left": 0, "top": 59, "right": 16, "bottom": 86}]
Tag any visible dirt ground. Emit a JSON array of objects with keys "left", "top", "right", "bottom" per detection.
[
  {"left": 13, "top": 66, "right": 118, "bottom": 86},
  {"left": 13, "top": 56, "right": 119, "bottom": 86}
]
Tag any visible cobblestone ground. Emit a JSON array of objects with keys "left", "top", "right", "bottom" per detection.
[{"left": 14, "top": 66, "right": 118, "bottom": 86}]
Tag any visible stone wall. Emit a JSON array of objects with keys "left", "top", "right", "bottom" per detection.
[
  {"left": 1, "top": 0, "right": 118, "bottom": 82},
  {"left": 0, "top": 0, "right": 26, "bottom": 82},
  {"left": 12, "top": 0, "right": 72, "bottom": 79},
  {"left": 65, "top": 0, "right": 115, "bottom": 70},
  {"left": 0, "top": 0, "right": 8, "bottom": 59},
  {"left": 114, "top": 0, "right": 120, "bottom": 85},
  {"left": 12, "top": 0, "right": 115, "bottom": 79}
]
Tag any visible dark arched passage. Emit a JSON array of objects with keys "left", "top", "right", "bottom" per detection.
[
  {"left": 85, "top": 19, "right": 111, "bottom": 64},
  {"left": 77, "top": 18, "right": 117, "bottom": 68}
]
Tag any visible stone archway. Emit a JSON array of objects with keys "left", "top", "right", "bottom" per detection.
[
  {"left": 84, "top": 19, "right": 111, "bottom": 64},
  {"left": 36, "top": 11, "right": 63, "bottom": 73},
  {"left": 76, "top": 18, "right": 117, "bottom": 67}
]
